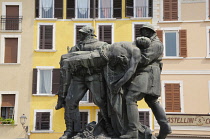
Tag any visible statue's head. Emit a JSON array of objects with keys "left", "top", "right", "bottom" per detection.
[
  {"left": 79, "top": 25, "right": 96, "bottom": 40},
  {"left": 139, "top": 23, "right": 156, "bottom": 38}
]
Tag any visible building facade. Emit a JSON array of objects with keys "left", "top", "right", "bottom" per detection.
[
  {"left": 0, "top": 0, "right": 34, "bottom": 139},
  {"left": 30, "top": 0, "right": 154, "bottom": 139},
  {"left": 153, "top": 0, "right": 210, "bottom": 138}
]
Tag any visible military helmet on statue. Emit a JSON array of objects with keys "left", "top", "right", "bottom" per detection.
[
  {"left": 79, "top": 25, "right": 96, "bottom": 36},
  {"left": 139, "top": 23, "right": 156, "bottom": 33}
]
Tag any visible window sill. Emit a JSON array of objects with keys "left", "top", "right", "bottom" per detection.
[
  {"left": 31, "top": 130, "right": 54, "bottom": 133},
  {"left": 72, "top": 18, "right": 94, "bottom": 21},
  {"left": 0, "top": 30, "right": 22, "bottom": 33},
  {"left": 0, "top": 63, "right": 20, "bottom": 65},
  {"left": 130, "top": 17, "right": 152, "bottom": 20},
  {"left": 205, "top": 56, "right": 210, "bottom": 59},
  {"left": 33, "top": 94, "right": 56, "bottom": 97},
  {"left": 34, "top": 49, "right": 57, "bottom": 52},
  {"left": 162, "top": 57, "right": 184, "bottom": 60},
  {"left": 0, "top": 124, "right": 17, "bottom": 126},
  {"left": 95, "top": 18, "right": 116, "bottom": 21},
  {"left": 79, "top": 102, "right": 96, "bottom": 106},
  {"left": 35, "top": 18, "right": 58, "bottom": 21},
  {"left": 158, "top": 20, "right": 182, "bottom": 23}
]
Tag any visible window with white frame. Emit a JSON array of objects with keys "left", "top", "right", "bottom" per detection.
[
  {"left": 81, "top": 91, "right": 89, "bottom": 102},
  {"left": 207, "top": 27, "right": 210, "bottom": 57},
  {"left": 1, "top": 2, "right": 22, "bottom": 31},
  {"left": 97, "top": 23, "right": 113, "bottom": 44},
  {"left": 32, "top": 68, "right": 60, "bottom": 95},
  {"left": 74, "top": 23, "right": 91, "bottom": 45},
  {"left": 0, "top": 91, "right": 18, "bottom": 124},
  {"left": 164, "top": 31, "right": 179, "bottom": 57},
  {"left": 158, "top": 29, "right": 187, "bottom": 58},
  {"left": 0, "top": 35, "right": 21, "bottom": 64},
  {"left": 35, "top": 0, "right": 63, "bottom": 19},
  {"left": 76, "top": 0, "right": 90, "bottom": 18},
  {"left": 126, "top": 0, "right": 153, "bottom": 18},
  {"left": 80, "top": 111, "right": 89, "bottom": 130},
  {"left": 99, "top": 0, "right": 112, "bottom": 18},
  {"left": 34, "top": 110, "right": 52, "bottom": 131},
  {"left": 37, "top": 23, "right": 55, "bottom": 50},
  {"left": 139, "top": 110, "right": 151, "bottom": 128},
  {"left": 162, "top": 81, "right": 184, "bottom": 113},
  {"left": 38, "top": 68, "right": 53, "bottom": 94}
]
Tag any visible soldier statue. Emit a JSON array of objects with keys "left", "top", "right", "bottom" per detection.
[
  {"left": 55, "top": 26, "right": 114, "bottom": 139},
  {"left": 119, "top": 23, "right": 172, "bottom": 139}
]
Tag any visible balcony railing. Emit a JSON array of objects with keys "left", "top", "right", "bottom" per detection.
[
  {"left": 0, "top": 16, "right": 23, "bottom": 31},
  {"left": 135, "top": 6, "right": 149, "bottom": 17},
  {"left": 100, "top": 8, "right": 112, "bottom": 18}
]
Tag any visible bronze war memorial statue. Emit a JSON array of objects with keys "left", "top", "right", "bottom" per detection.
[{"left": 55, "top": 24, "right": 172, "bottom": 139}]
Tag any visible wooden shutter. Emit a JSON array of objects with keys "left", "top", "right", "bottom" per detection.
[
  {"left": 99, "top": 25, "right": 112, "bottom": 44},
  {"left": 171, "top": 0, "right": 178, "bottom": 20},
  {"left": 126, "top": 0, "right": 133, "bottom": 17},
  {"left": 139, "top": 111, "right": 150, "bottom": 127},
  {"left": 52, "top": 69, "right": 60, "bottom": 94},
  {"left": 163, "top": 0, "right": 170, "bottom": 21},
  {"left": 76, "top": 25, "right": 84, "bottom": 43},
  {"left": 148, "top": 0, "right": 153, "bottom": 17},
  {"left": 156, "top": 30, "right": 163, "bottom": 43},
  {"left": 36, "top": 112, "right": 50, "bottom": 130},
  {"left": 134, "top": 24, "right": 143, "bottom": 39},
  {"left": 5, "top": 38, "right": 18, "bottom": 63},
  {"left": 179, "top": 30, "right": 187, "bottom": 57},
  {"left": 32, "top": 69, "right": 38, "bottom": 94},
  {"left": 89, "top": 91, "right": 93, "bottom": 103},
  {"left": 39, "top": 25, "right": 53, "bottom": 49},
  {"left": 165, "top": 83, "right": 181, "bottom": 112},
  {"left": 97, "top": 111, "right": 102, "bottom": 122},
  {"left": 163, "top": 0, "right": 178, "bottom": 21},
  {"left": 80, "top": 112, "right": 88, "bottom": 130},
  {"left": 54, "top": 0, "right": 63, "bottom": 19},
  {"left": 6, "top": 5, "right": 19, "bottom": 30},
  {"left": 35, "top": 0, "right": 39, "bottom": 18},
  {"left": 209, "top": 0, "right": 210, "bottom": 19},
  {"left": 67, "top": 0, "right": 75, "bottom": 19},
  {"left": 1, "top": 94, "right": 15, "bottom": 107},
  {"left": 113, "top": 0, "right": 122, "bottom": 18},
  {"left": 90, "top": 0, "right": 98, "bottom": 18}
]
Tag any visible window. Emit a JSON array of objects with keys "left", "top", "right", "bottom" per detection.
[
  {"left": 34, "top": 110, "right": 52, "bottom": 131},
  {"left": 32, "top": 68, "right": 60, "bottom": 95},
  {"left": 97, "top": 24, "right": 113, "bottom": 44},
  {"left": 37, "top": 23, "right": 55, "bottom": 50},
  {"left": 0, "top": 92, "right": 18, "bottom": 124},
  {"left": 157, "top": 29, "right": 187, "bottom": 57},
  {"left": 207, "top": 27, "right": 210, "bottom": 57},
  {"left": 1, "top": 35, "right": 21, "bottom": 64},
  {"left": 80, "top": 112, "right": 89, "bottom": 130},
  {"left": 35, "top": 0, "right": 63, "bottom": 19},
  {"left": 1, "top": 2, "right": 22, "bottom": 31},
  {"left": 80, "top": 90, "right": 93, "bottom": 103},
  {"left": 126, "top": 0, "right": 153, "bottom": 18},
  {"left": 74, "top": 23, "right": 91, "bottom": 45},
  {"left": 162, "top": 81, "right": 184, "bottom": 113},
  {"left": 134, "top": 24, "right": 143, "bottom": 39},
  {"left": 1, "top": 94, "right": 15, "bottom": 119},
  {"left": 76, "top": 0, "right": 90, "bottom": 18},
  {"left": 67, "top": 0, "right": 121, "bottom": 19},
  {"left": 207, "top": 0, "right": 210, "bottom": 20},
  {"left": 163, "top": 0, "right": 178, "bottom": 21},
  {"left": 99, "top": 0, "right": 112, "bottom": 18},
  {"left": 139, "top": 111, "right": 150, "bottom": 127}
]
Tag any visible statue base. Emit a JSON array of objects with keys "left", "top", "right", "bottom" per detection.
[{"left": 71, "top": 121, "right": 157, "bottom": 139}]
